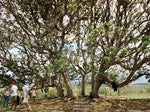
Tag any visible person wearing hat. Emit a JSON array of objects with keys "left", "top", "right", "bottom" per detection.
[{"left": 10, "top": 81, "right": 18, "bottom": 110}]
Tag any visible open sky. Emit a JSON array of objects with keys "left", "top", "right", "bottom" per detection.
[{"left": 132, "top": 76, "right": 148, "bottom": 84}]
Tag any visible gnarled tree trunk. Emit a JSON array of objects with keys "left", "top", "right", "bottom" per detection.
[
  {"left": 61, "top": 69, "right": 74, "bottom": 97},
  {"left": 81, "top": 75, "right": 86, "bottom": 97},
  {"left": 91, "top": 74, "right": 104, "bottom": 98},
  {"left": 91, "top": 71, "right": 95, "bottom": 92},
  {"left": 55, "top": 81, "right": 64, "bottom": 97}
]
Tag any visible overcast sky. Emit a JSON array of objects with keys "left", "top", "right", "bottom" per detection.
[{"left": 132, "top": 76, "right": 148, "bottom": 84}]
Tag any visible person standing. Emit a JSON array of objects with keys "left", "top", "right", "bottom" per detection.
[
  {"left": 22, "top": 82, "right": 32, "bottom": 111},
  {"left": 10, "top": 81, "right": 18, "bottom": 110},
  {"left": 3, "top": 86, "right": 10, "bottom": 108},
  {"left": 31, "top": 86, "right": 37, "bottom": 103}
]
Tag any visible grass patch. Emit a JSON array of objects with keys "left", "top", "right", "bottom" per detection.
[
  {"left": 72, "top": 84, "right": 150, "bottom": 99},
  {"left": 98, "top": 84, "right": 150, "bottom": 99},
  {"left": 122, "top": 93, "right": 150, "bottom": 99},
  {"left": 0, "top": 97, "right": 5, "bottom": 111}
]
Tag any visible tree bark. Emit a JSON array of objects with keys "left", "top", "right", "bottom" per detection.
[
  {"left": 52, "top": 74, "right": 64, "bottom": 97},
  {"left": 61, "top": 69, "right": 74, "bottom": 97},
  {"left": 91, "top": 75, "right": 104, "bottom": 98},
  {"left": 81, "top": 75, "right": 86, "bottom": 97},
  {"left": 91, "top": 71, "right": 95, "bottom": 92},
  {"left": 55, "top": 81, "right": 64, "bottom": 97}
]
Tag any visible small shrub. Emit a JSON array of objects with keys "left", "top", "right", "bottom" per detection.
[{"left": 48, "top": 88, "right": 58, "bottom": 98}]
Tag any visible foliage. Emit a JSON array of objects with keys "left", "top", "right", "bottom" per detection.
[{"left": 0, "top": 0, "right": 149, "bottom": 98}]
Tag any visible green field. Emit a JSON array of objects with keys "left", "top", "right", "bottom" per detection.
[{"left": 29, "top": 84, "right": 150, "bottom": 99}]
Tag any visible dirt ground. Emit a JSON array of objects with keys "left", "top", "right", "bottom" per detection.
[{"left": 1, "top": 97, "right": 150, "bottom": 112}]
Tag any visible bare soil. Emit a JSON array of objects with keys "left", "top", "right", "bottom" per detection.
[{"left": 1, "top": 97, "right": 150, "bottom": 112}]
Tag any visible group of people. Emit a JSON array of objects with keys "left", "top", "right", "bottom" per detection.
[{"left": 2, "top": 81, "right": 37, "bottom": 111}]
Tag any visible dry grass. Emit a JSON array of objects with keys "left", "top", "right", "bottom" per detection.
[{"left": 72, "top": 84, "right": 150, "bottom": 99}]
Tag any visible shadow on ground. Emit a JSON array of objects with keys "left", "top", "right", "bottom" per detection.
[{"left": 1, "top": 97, "right": 150, "bottom": 112}]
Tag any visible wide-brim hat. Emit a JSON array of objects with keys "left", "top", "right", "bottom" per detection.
[{"left": 11, "top": 81, "right": 16, "bottom": 84}]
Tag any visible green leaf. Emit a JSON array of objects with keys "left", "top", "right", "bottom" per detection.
[
  {"left": 142, "top": 41, "right": 149, "bottom": 49},
  {"left": 87, "top": 49, "right": 92, "bottom": 55},
  {"left": 115, "top": 56, "right": 121, "bottom": 61},
  {"left": 131, "top": 47, "right": 138, "bottom": 52},
  {"left": 102, "top": 56, "right": 110, "bottom": 64},
  {"left": 109, "top": 46, "right": 116, "bottom": 55},
  {"left": 119, "top": 49, "right": 127, "bottom": 58},
  {"left": 143, "top": 49, "right": 149, "bottom": 54},
  {"left": 57, "top": 57, "right": 66, "bottom": 70},
  {"left": 142, "top": 36, "right": 150, "bottom": 41},
  {"left": 69, "top": 3, "right": 78, "bottom": 11}
]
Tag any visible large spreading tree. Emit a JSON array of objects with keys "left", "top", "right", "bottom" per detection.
[{"left": 0, "top": 0, "right": 149, "bottom": 98}]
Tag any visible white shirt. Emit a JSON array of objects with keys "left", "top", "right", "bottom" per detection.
[
  {"left": 11, "top": 85, "right": 18, "bottom": 96},
  {"left": 22, "top": 85, "right": 29, "bottom": 96},
  {"left": 31, "top": 89, "right": 36, "bottom": 96}
]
